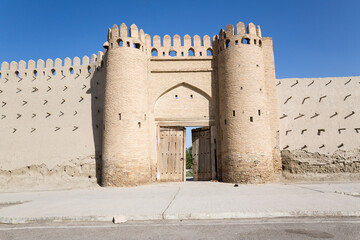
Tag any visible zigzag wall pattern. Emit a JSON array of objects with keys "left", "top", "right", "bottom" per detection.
[
  {"left": 0, "top": 52, "right": 105, "bottom": 179},
  {"left": 278, "top": 76, "right": 360, "bottom": 153}
]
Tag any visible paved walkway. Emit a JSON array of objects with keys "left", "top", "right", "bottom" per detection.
[{"left": 0, "top": 182, "right": 359, "bottom": 224}]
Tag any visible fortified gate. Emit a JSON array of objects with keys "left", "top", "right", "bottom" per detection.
[
  {"left": 1, "top": 21, "right": 359, "bottom": 188},
  {"left": 101, "top": 22, "right": 280, "bottom": 186}
]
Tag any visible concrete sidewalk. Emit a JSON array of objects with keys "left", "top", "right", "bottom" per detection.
[{"left": 0, "top": 182, "right": 359, "bottom": 224}]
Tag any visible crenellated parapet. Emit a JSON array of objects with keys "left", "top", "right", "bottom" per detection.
[
  {"left": 214, "top": 22, "right": 263, "bottom": 55},
  {"left": 103, "top": 23, "right": 147, "bottom": 53},
  {"left": 103, "top": 23, "right": 214, "bottom": 58},
  {"left": 0, "top": 52, "right": 104, "bottom": 80},
  {"left": 145, "top": 34, "right": 214, "bottom": 58}
]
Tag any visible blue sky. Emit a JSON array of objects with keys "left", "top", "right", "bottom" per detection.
[
  {"left": 1, "top": 0, "right": 359, "bottom": 147},
  {"left": 1, "top": 0, "right": 359, "bottom": 78}
]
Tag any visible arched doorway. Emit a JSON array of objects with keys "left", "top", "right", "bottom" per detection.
[{"left": 154, "top": 83, "right": 217, "bottom": 182}]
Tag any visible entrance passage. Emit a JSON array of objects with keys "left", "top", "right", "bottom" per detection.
[
  {"left": 192, "top": 127, "right": 212, "bottom": 181},
  {"left": 158, "top": 127, "right": 185, "bottom": 181}
]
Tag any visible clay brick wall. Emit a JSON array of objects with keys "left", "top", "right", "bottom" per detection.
[
  {"left": 101, "top": 24, "right": 151, "bottom": 186},
  {"left": 0, "top": 52, "right": 104, "bottom": 183},
  {"left": 278, "top": 76, "right": 360, "bottom": 176},
  {"left": 215, "top": 22, "right": 277, "bottom": 183},
  {"left": 278, "top": 76, "right": 360, "bottom": 153}
]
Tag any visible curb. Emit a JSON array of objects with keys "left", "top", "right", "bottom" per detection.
[{"left": 1, "top": 211, "right": 360, "bottom": 224}]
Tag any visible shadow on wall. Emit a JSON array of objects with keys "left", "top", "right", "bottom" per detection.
[{"left": 87, "top": 60, "right": 105, "bottom": 185}]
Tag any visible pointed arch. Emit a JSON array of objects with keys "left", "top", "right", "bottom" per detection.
[
  {"left": 155, "top": 82, "right": 213, "bottom": 105},
  {"left": 154, "top": 82, "right": 215, "bottom": 121}
]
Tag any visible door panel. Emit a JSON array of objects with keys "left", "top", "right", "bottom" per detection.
[
  {"left": 192, "top": 127, "right": 212, "bottom": 181},
  {"left": 158, "top": 127, "right": 185, "bottom": 181}
]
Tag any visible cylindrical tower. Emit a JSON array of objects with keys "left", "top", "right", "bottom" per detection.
[
  {"left": 101, "top": 23, "right": 150, "bottom": 186},
  {"left": 216, "top": 22, "right": 275, "bottom": 183}
]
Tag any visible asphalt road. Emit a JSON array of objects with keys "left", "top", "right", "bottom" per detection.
[{"left": 0, "top": 217, "right": 359, "bottom": 240}]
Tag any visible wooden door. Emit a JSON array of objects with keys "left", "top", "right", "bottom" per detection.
[
  {"left": 192, "top": 127, "right": 212, "bottom": 181},
  {"left": 158, "top": 127, "right": 185, "bottom": 182}
]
